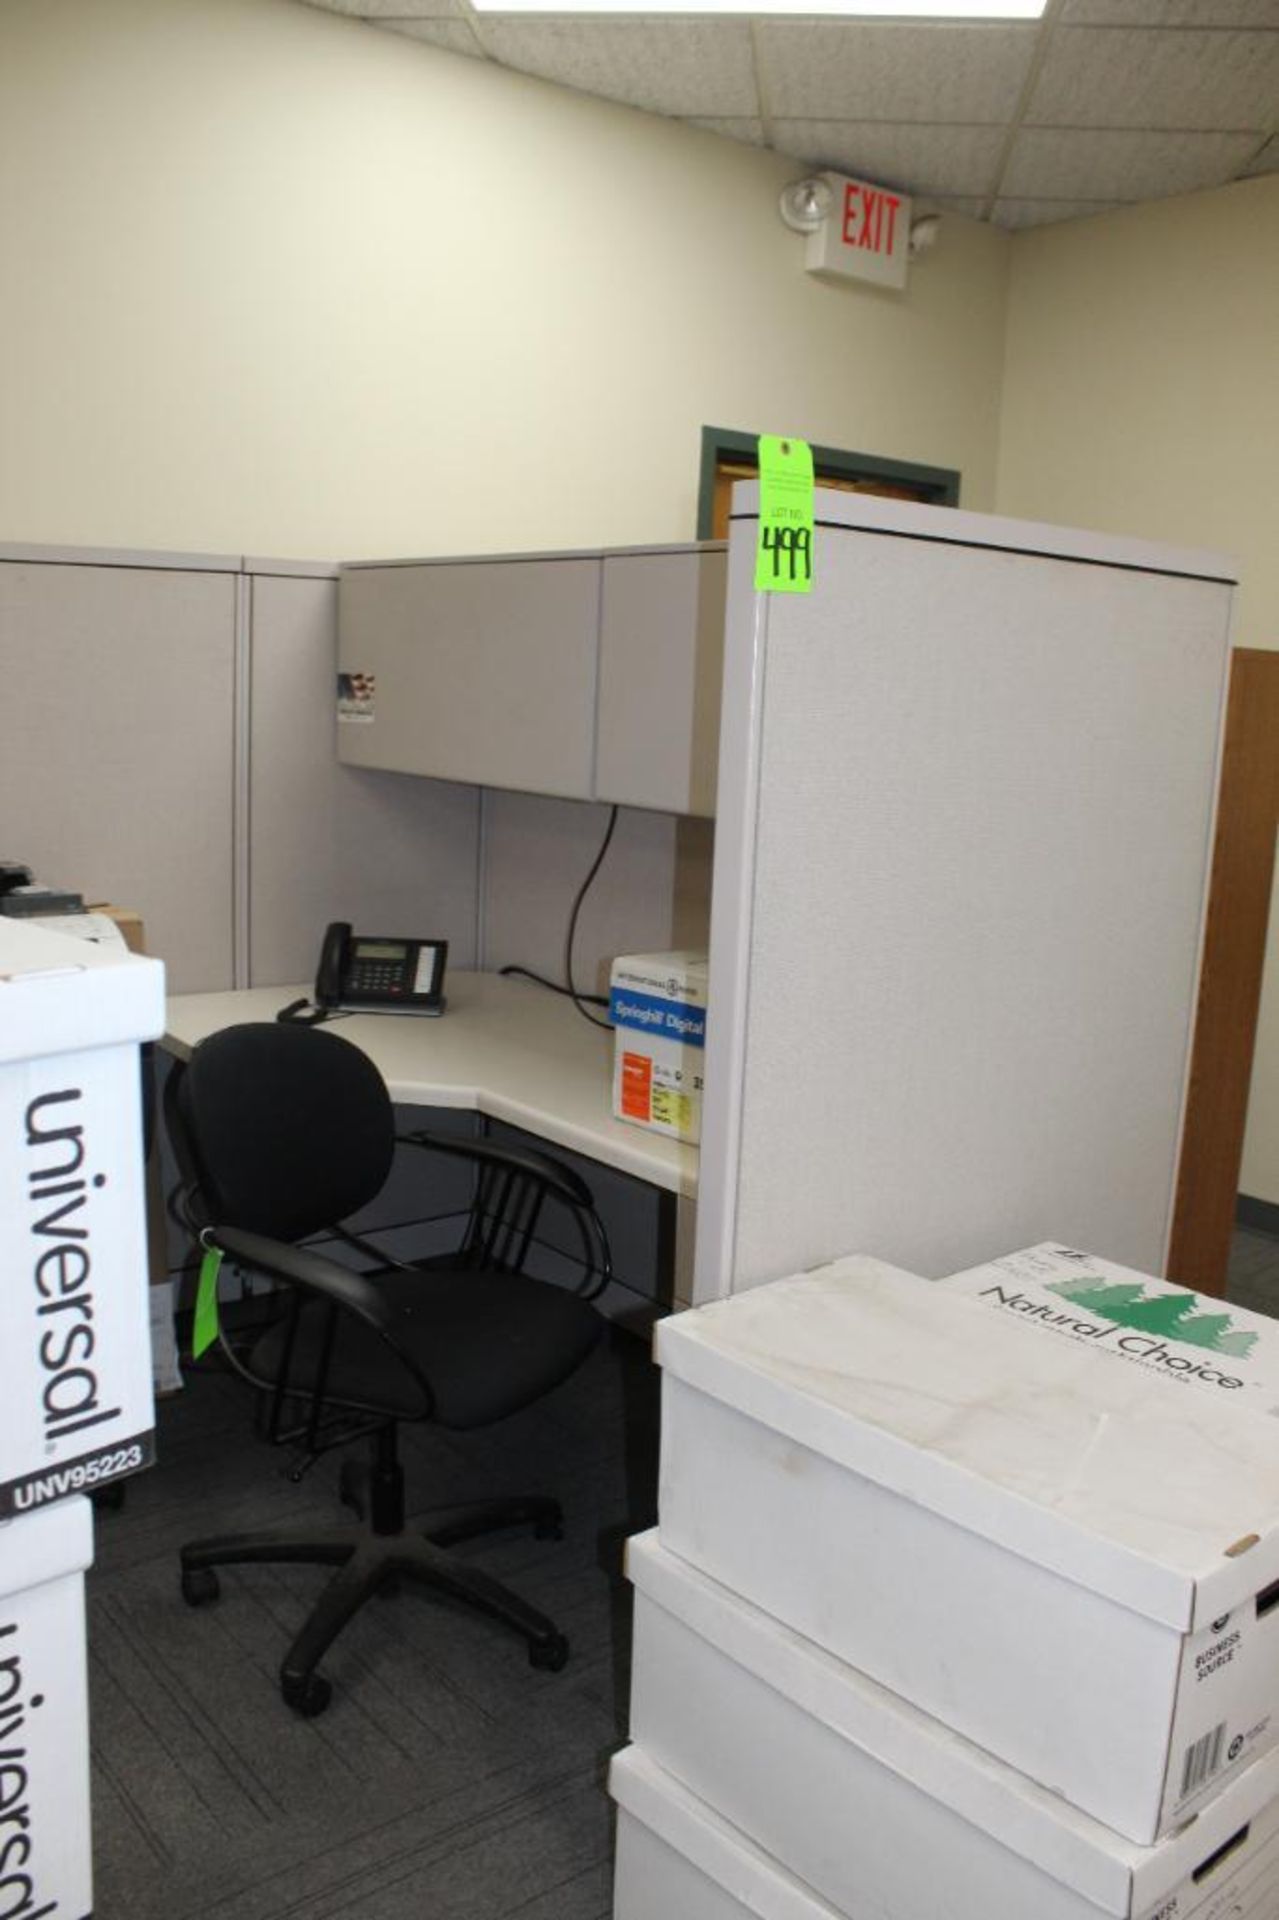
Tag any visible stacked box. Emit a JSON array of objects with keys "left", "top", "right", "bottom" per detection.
[
  {"left": 0, "top": 918, "right": 165, "bottom": 1920},
  {"left": 609, "top": 951, "right": 707, "bottom": 1144},
  {"left": 0, "top": 919, "right": 164, "bottom": 1514},
  {"left": 612, "top": 1251, "right": 1279, "bottom": 1916},
  {"left": 615, "top": 1546, "right": 1279, "bottom": 1916},
  {"left": 0, "top": 1500, "right": 95, "bottom": 1920}
]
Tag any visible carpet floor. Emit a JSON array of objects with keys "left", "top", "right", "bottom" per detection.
[{"left": 88, "top": 1325, "right": 659, "bottom": 1920}]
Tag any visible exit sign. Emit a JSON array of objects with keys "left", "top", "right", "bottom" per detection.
[{"left": 806, "top": 171, "right": 912, "bottom": 292}]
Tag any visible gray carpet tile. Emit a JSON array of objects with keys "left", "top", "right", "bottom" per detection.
[
  {"left": 1227, "top": 1224, "right": 1279, "bottom": 1319},
  {"left": 89, "top": 1328, "right": 658, "bottom": 1920}
]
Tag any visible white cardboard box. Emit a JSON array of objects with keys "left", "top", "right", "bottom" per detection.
[
  {"left": 656, "top": 1256, "right": 1279, "bottom": 1844},
  {"left": 0, "top": 920, "right": 164, "bottom": 1516},
  {"left": 610, "top": 1746, "right": 1279, "bottom": 1920},
  {"left": 609, "top": 951, "right": 707, "bottom": 1144},
  {"left": 626, "top": 1530, "right": 1279, "bottom": 1920},
  {"left": 941, "top": 1243, "right": 1279, "bottom": 1415},
  {"left": 0, "top": 1497, "right": 95, "bottom": 1920}
]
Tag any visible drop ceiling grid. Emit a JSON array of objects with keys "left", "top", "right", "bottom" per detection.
[{"left": 298, "top": 0, "right": 1279, "bottom": 231}]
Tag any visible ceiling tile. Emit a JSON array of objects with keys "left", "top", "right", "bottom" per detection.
[
  {"left": 770, "top": 121, "right": 1006, "bottom": 198},
  {"left": 1002, "top": 127, "right": 1260, "bottom": 198},
  {"left": 685, "top": 117, "right": 768, "bottom": 148},
  {"left": 921, "top": 195, "right": 988, "bottom": 221},
  {"left": 381, "top": 18, "right": 485, "bottom": 56},
  {"left": 1030, "top": 26, "right": 1279, "bottom": 130},
  {"left": 477, "top": 20, "right": 757, "bottom": 118},
  {"left": 755, "top": 22, "right": 1037, "bottom": 123},
  {"left": 1243, "top": 134, "right": 1279, "bottom": 172},
  {"left": 1060, "top": 1, "right": 1279, "bottom": 24},
  {"left": 992, "top": 196, "right": 1128, "bottom": 229}
]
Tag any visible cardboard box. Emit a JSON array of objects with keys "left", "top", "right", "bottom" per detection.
[
  {"left": 626, "top": 1531, "right": 1279, "bottom": 1920},
  {"left": 609, "top": 950, "right": 707, "bottom": 1144},
  {"left": 941, "top": 1242, "right": 1279, "bottom": 1415},
  {"left": 0, "top": 919, "right": 164, "bottom": 1516},
  {"left": 0, "top": 1498, "right": 95, "bottom": 1920},
  {"left": 656, "top": 1255, "right": 1279, "bottom": 1843}
]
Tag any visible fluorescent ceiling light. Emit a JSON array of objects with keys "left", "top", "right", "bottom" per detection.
[{"left": 471, "top": 0, "right": 1047, "bottom": 15}]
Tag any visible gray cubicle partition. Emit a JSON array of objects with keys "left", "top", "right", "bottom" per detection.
[
  {"left": 0, "top": 545, "right": 483, "bottom": 996},
  {"left": 695, "top": 486, "right": 1235, "bottom": 1300}
]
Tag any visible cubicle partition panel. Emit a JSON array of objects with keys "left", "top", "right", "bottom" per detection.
[
  {"left": 0, "top": 548, "right": 241, "bottom": 992},
  {"left": 695, "top": 487, "right": 1235, "bottom": 1300},
  {"left": 246, "top": 565, "right": 483, "bottom": 986}
]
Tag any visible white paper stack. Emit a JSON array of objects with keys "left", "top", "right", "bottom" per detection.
[{"left": 611, "top": 1253, "right": 1279, "bottom": 1918}]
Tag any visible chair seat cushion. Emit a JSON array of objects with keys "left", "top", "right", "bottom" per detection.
[{"left": 250, "top": 1265, "right": 602, "bottom": 1430}]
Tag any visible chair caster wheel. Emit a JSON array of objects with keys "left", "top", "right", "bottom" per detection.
[
  {"left": 528, "top": 1632, "right": 569, "bottom": 1673},
  {"left": 282, "top": 1671, "right": 332, "bottom": 1717},
  {"left": 338, "top": 1460, "right": 366, "bottom": 1518},
  {"left": 181, "top": 1567, "right": 221, "bottom": 1607}
]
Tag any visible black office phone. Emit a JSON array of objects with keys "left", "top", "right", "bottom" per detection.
[{"left": 315, "top": 921, "right": 447, "bottom": 1016}]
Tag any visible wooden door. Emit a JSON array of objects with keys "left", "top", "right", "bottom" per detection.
[{"left": 1169, "top": 648, "right": 1279, "bottom": 1295}]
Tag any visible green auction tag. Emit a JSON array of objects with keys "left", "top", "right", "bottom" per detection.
[
  {"left": 755, "top": 435, "right": 814, "bottom": 594},
  {"left": 192, "top": 1245, "right": 223, "bottom": 1359}
]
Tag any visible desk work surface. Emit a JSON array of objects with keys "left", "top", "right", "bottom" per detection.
[{"left": 163, "top": 970, "right": 698, "bottom": 1198}]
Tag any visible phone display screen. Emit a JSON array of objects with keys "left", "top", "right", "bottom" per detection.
[{"left": 354, "top": 940, "right": 407, "bottom": 963}]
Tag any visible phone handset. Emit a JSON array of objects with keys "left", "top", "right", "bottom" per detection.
[
  {"left": 315, "top": 921, "right": 352, "bottom": 1009},
  {"left": 277, "top": 921, "right": 351, "bottom": 1025}
]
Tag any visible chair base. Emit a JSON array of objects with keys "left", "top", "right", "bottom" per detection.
[{"left": 179, "top": 1492, "right": 570, "bottom": 1716}]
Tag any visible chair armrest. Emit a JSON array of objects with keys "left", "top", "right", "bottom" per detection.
[
  {"left": 398, "top": 1126, "right": 595, "bottom": 1211},
  {"left": 209, "top": 1225, "right": 397, "bottom": 1336}
]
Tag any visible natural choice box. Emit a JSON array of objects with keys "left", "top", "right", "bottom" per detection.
[
  {"left": 0, "top": 920, "right": 164, "bottom": 1517},
  {"left": 940, "top": 1242, "right": 1279, "bottom": 1414},
  {"left": 619, "top": 1533, "right": 1279, "bottom": 1920},
  {"left": 655, "top": 1256, "right": 1279, "bottom": 1844},
  {"left": 609, "top": 951, "right": 707, "bottom": 1144},
  {"left": 0, "top": 1498, "right": 95, "bottom": 1920}
]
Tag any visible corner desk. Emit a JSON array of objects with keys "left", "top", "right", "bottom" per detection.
[{"left": 162, "top": 969, "right": 700, "bottom": 1312}]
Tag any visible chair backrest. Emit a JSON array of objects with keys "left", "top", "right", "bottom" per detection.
[{"left": 170, "top": 1023, "right": 397, "bottom": 1240}]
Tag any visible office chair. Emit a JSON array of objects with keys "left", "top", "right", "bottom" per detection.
[{"left": 165, "top": 1021, "right": 611, "bottom": 1717}]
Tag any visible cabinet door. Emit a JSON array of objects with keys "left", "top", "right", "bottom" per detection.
[
  {"left": 248, "top": 571, "right": 481, "bottom": 984},
  {"left": 596, "top": 549, "right": 727, "bottom": 818},
  {"left": 338, "top": 557, "right": 599, "bottom": 800},
  {"left": 0, "top": 559, "right": 237, "bottom": 991}
]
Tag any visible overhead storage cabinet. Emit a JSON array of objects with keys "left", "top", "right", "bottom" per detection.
[
  {"left": 596, "top": 547, "right": 727, "bottom": 817},
  {"left": 339, "top": 543, "right": 728, "bottom": 816},
  {"left": 338, "top": 555, "right": 601, "bottom": 800}
]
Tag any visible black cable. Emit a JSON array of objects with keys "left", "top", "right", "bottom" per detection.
[
  {"left": 565, "top": 805, "right": 618, "bottom": 1030},
  {"left": 498, "top": 805, "right": 619, "bottom": 1031},
  {"left": 497, "top": 964, "right": 608, "bottom": 1008}
]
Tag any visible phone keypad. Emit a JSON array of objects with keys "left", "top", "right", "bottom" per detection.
[{"left": 350, "top": 963, "right": 404, "bottom": 995}]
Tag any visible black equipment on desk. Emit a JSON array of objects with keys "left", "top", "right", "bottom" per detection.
[{"left": 279, "top": 921, "right": 448, "bottom": 1025}]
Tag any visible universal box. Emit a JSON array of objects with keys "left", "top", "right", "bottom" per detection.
[
  {"left": 0, "top": 1497, "right": 94, "bottom": 1920},
  {"left": 941, "top": 1241, "right": 1279, "bottom": 1414},
  {"left": 0, "top": 919, "right": 164, "bottom": 1517},
  {"left": 656, "top": 1256, "right": 1279, "bottom": 1844},
  {"left": 610, "top": 951, "right": 707, "bottom": 1144},
  {"left": 622, "top": 1532, "right": 1279, "bottom": 1920}
]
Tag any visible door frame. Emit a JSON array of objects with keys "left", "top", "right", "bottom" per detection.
[
  {"left": 1169, "top": 647, "right": 1279, "bottom": 1295},
  {"left": 696, "top": 425, "right": 960, "bottom": 541}
]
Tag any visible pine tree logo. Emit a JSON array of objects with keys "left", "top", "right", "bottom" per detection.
[{"left": 1045, "top": 1276, "right": 1258, "bottom": 1357}]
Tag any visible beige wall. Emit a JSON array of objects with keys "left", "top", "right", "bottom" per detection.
[
  {"left": 3, "top": 0, "right": 1274, "bottom": 1204},
  {"left": 995, "top": 174, "right": 1279, "bottom": 1204},
  {"left": 0, "top": 0, "right": 1008, "bottom": 560}
]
